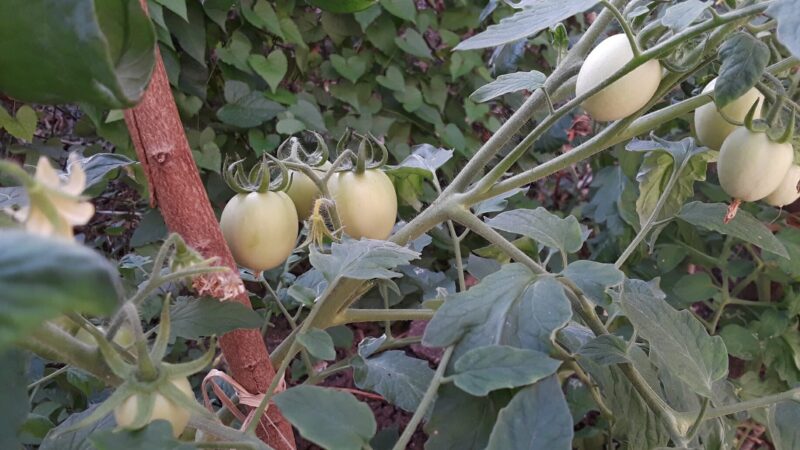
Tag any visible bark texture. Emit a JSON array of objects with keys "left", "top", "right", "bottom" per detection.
[{"left": 124, "top": 3, "right": 295, "bottom": 448}]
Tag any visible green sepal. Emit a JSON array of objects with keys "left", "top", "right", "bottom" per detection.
[
  {"left": 158, "top": 379, "right": 216, "bottom": 420},
  {"left": 773, "top": 106, "right": 796, "bottom": 144},
  {"left": 149, "top": 297, "right": 171, "bottom": 362},
  {"left": 162, "top": 338, "right": 216, "bottom": 378},
  {"left": 125, "top": 391, "right": 156, "bottom": 430}
]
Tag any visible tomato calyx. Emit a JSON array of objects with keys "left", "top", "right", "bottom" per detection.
[
  {"left": 277, "top": 132, "right": 329, "bottom": 169},
  {"left": 335, "top": 129, "right": 389, "bottom": 175},
  {"left": 223, "top": 154, "right": 290, "bottom": 194},
  {"left": 743, "top": 99, "right": 795, "bottom": 144},
  {"left": 53, "top": 298, "right": 216, "bottom": 437}
]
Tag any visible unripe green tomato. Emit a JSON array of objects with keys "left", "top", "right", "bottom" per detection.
[
  {"left": 576, "top": 34, "right": 662, "bottom": 122},
  {"left": 113, "top": 323, "right": 136, "bottom": 349},
  {"left": 113, "top": 377, "right": 193, "bottom": 438},
  {"left": 220, "top": 191, "right": 299, "bottom": 272},
  {"left": 329, "top": 169, "right": 397, "bottom": 240},
  {"left": 74, "top": 327, "right": 96, "bottom": 346},
  {"left": 286, "top": 162, "right": 332, "bottom": 220},
  {"left": 765, "top": 165, "right": 800, "bottom": 207},
  {"left": 717, "top": 127, "right": 794, "bottom": 202},
  {"left": 694, "top": 78, "right": 764, "bottom": 150},
  {"left": 52, "top": 316, "right": 80, "bottom": 335}
]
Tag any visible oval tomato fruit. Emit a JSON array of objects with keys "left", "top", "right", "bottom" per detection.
[
  {"left": 329, "top": 169, "right": 397, "bottom": 240},
  {"left": 694, "top": 78, "right": 764, "bottom": 150},
  {"left": 113, "top": 377, "right": 194, "bottom": 438},
  {"left": 576, "top": 34, "right": 662, "bottom": 122},
  {"left": 765, "top": 165, "right": 800, "bottom": 207},
  {"left": 717, "top": 127, "right": 793, "bottom": 202},
  {"left": 220, "top": 191, "right": 299, "bottom": 271}
]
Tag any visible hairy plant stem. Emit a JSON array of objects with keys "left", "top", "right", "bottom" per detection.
[
  {"left": 601, "top": 0, "right": 641, "bottom": 57},
  {"left": 703, "top": 387, "right": 800, "bottom": 420},
  {"left": 332, "top": 308, "right": 436, "bottom": 325},
  {"left": 21, "top": 323, "right": 121, "bottom": 386},
  {"left": 391, "top": 346, "right": 454, "bottom": 450}
]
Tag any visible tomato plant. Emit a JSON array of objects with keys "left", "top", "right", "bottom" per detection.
[{"left": 3, "top": 1, "right": 800, "bottom": 450}]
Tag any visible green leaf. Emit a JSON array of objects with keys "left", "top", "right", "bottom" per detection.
[
  {"left": 246, "top": 0, "right": 284, "bottom": 38},
  {"left": 764, "top": 228, "right": 800, "bottom": 279},
  {"left": 767, "top": 0, "right": 800, "bottom": 59},
  {"left": 453, "top": 346, "right": 560, "bottom": 396},
  {"left": 0, "top": 232, "right": 120, "bottom": 350},
  {"left": 309, "top": 239, "right": 419, "bottom": 282},
  {"left": 307, "top": 0, "right": 377, "bottom": 13},
  {"left": 672, "top": 273, "right": 718, "bottom": 306},
  {"left": 216, "top": 81, "right": 284, "bottom": 127},
  {"left": 279, "top": 17, "right": 308, "bottom": 50},
  {"left": 0, "top": 350, "right": 27, "bottom": 449},
  {"left": 40, "top": 404, "right": 116, "bottom": 450},
  {"left": 423, "top": 265, "right": 571, "bottom": 359},
  {"left": 297, "top": 328, "right": 336, "bottom": 361},
  {"left": 577, "top": 334, "right": 631, "bottom": 366},
  {"left": 164, "top": 1, "right": 206, "bottom": 67},
  {"left": 69, "top": 153, "right": 136, "bottom": 190},
  {"left": 276, "top": 117, "right": 306, "bottom": 135},
  {"left": 627, "top": 137, "right": 712, "bottom": 228},
  {"left": 155, "top": 0, "right": 187, "bottom": 21},
  {"left": 486, "top": 208, "right": 586, "bottom": 254},
  {"left": 615, "top": 279, "right": 728, "bottom": 397},
  {"left": 90, "top": 421, "right": 194, "bottom": 450},
  {"left": 719, "top": 324, "right": 760, "bottom": 360},
  {"left": 352, "top": 350, "right": 434, "bottom": 413},
  {"left": 168, "top": 297, "right": 263, "bottom": 341},
  {"left": 470, "top": 71, "right": 546, "bottom": 103},
  {"left": 274, "top": 386, "right": 376, "bottom": 450},
  {"left": 561, "top": 260, "right": 624, "bottom": 307},
  {"left": 715, "top": 32, "right": 769, "bottom": 109},
  {"left": 215, "top": 30, "right": 252, "bottom": 73},
  {"left": 330, "top": 54, "right": 368, "bottom": 83},
  {"left": 380, "top": 0, "right": 416, "bottom": 22},
  {"left": 0, "top": 105, "right": 37, "bottom": 142},
  {"left": 768, "top": 400, "right": 800, "bottom": 450},
  {"left": 395, "top": 29, "right": 432, "bottom": 59},
  {"left": 485, "top": 376, "right": 573, "bottom": 450},
  {"left": 202, "top": 0, "right": 235, "bottom": 30},
  {"left": 376, "top": 66, "right": 406, "bottom": 91},
  {"left": 455, "top": 0, "right": 598, "bottom": 50},
  {"left": 249, "top": 50, "right": 288, "bottom": 93},
  {"left": 660, "top": 0, "right": 708, "bottom": 30},
  {"left": 677, "top": 202, "right": 789, "bottom": 258},
  {"left": 0, "top": 0, "right": 155, "bottom": 108},
  {"left": 425, "top": 385, "right": 508, "bottom": 450},
  {"left": 289, "top": 99, "right": 327, "bottom": 132}
]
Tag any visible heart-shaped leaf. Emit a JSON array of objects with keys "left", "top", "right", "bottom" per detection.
[
  {"left": 249, "top": 49, "right": 288, "bottom": 93},
  {"left": 330, "top": 54, "right": 368, "bottom": 83}
]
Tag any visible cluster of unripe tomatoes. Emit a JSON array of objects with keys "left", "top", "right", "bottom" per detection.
[
  {"left": 219, "top": 148, "right": 398, "bottom": 273},
  {"left": 576, "top": 34, "right": 798, "bottom": 219}
]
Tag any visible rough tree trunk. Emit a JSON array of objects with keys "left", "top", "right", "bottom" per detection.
[{"left": 123, "top": 3, "right": 295, "bottom": 448}]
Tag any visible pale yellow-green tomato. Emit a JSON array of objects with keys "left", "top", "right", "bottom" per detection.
[
  {"left": 329, "top": 169, "right": 397, "bottom": 240},
  {"left": 74, "top": 325, "right": 133, "bottom": 348},
  {"left": 765, "top": 165, "right": 800, "bottom": 207},
  {"left": 113, "top": 323, "right": 136, "bottom": 349},
  {"left": 718, "top": 127, "right": 793, "bottom": 202},
  {"left": 286, "top": 162, "right": 332, "bottom": 220},
  {"left": 576, "top": 34, "right": 662, "bottom": 122},
  {"left": 220, "top": 191, "right": 299, "bottom": 272},
  {"left": 113, "top": 377, "right": 194, "bottom": 437},
  {"left": 694, "top": 78, "right": 764, "bottom": 150}
]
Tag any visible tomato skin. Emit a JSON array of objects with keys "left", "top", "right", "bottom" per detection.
[
  {"left": 220, "top": 191, "right": 299, "bottom": 271},
  {"left": 113, "top": 377, "right": 193, "bottom": 437},
  {"left": 576, "top": 34, "right": 662, "bottom": 122},
  {"left": 765, "top": 165, "right": 800, "bottom": 207},
  {"left": 329, "top": 169, "right": 397, "bottom": 240},
  {"left": 718, "top": 127, "right": 794, "bottom": 202},
  {"left": 286, "top": 162, "right": 331, "bottom": 220},
  {"left": 694, "top": 78, "right": 764, "bottom": 150}
]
